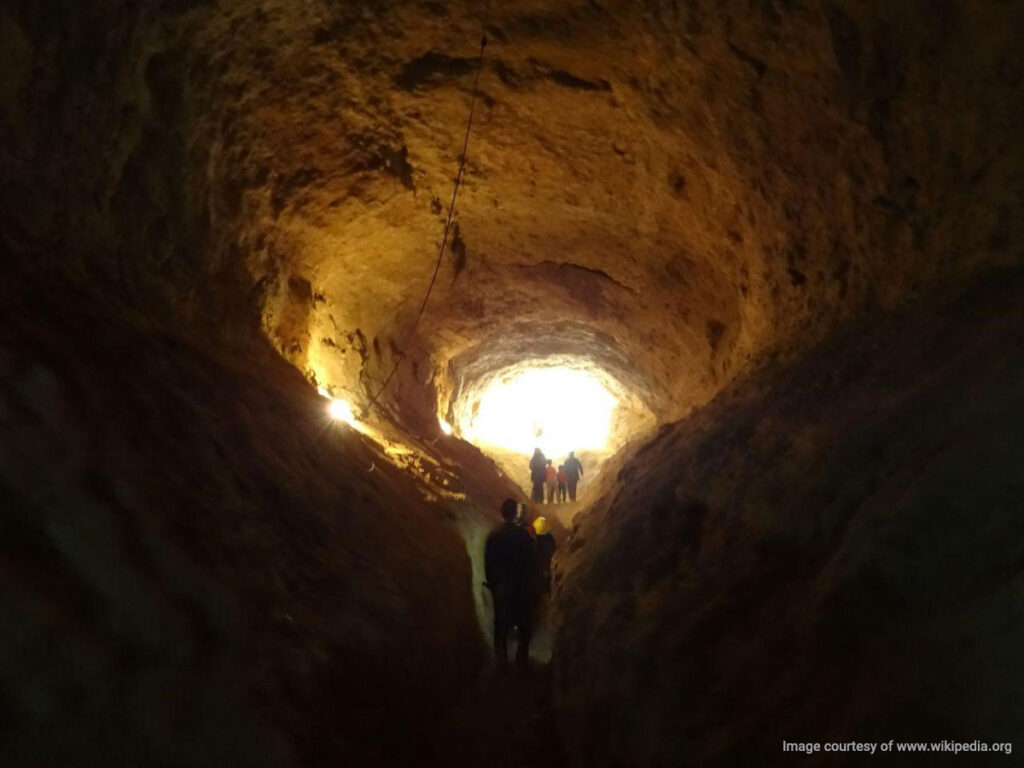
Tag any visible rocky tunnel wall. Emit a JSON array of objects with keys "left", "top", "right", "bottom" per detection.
[
  {"left": 554, "top": 270, "right": 1024, "bottom": 767},
  {"left": 223, "top": 0, "right": 1023, "bottom": 426},
  {"left": 7, "top": 0, "right": 1018, "bottom": 429},
  {"left": 1, "top": 0, "right": 1023, "bottom": 765},
  {"left": 1, "top": 2, "right": 522, "bottom": 764},
  {"left": 0, "top": 274, "right": 510, "bottom": 766}
]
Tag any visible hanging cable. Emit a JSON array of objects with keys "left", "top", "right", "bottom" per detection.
[{"left": 360, "top": 14, "right": 490, "bottom": 419}]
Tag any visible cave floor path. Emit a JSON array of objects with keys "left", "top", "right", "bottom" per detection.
[
  {"left": 434, "top": 665, "right": 567, "bottom": 768},
  {"left": 438, "top": 497, "right": 583, "bottom": 766}
]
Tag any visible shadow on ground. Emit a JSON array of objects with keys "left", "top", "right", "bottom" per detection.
[{"left": 433, "top": 666, "right": 567, "bottom": 768}]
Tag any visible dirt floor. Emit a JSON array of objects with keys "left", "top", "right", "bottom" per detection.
[
  {"left": 430, "top": 497, "right": 580, "bottom": 767},
  {"left": 432, "top": 664, "right": 567, "bottom": 768}
]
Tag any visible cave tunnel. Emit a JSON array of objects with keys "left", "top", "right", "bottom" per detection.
[{"left": 2, "top": 1, "right": 1023, "bottom": 766}]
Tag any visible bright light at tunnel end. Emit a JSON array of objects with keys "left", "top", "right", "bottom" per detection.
[{"left": 462, "top": 367, "right": 617, "bottom": 457}]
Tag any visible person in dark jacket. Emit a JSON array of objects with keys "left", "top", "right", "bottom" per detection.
[
  {"left": 563, "top": 451, "right": 584, "bottom": 501},
  {"left": 528, "top": 448, "right": 547, "bottom": 503},
  {"left": 484, "top": 498, "right": 540, "bottom": 667}
]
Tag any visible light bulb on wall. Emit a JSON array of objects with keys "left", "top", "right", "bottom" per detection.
[{"left": 327, "top": 399, "right": 357, "bottom": 426}]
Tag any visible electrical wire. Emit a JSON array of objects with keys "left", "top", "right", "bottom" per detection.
[{"left": 360, "top": 14, "right": 490, "bottom": 419}]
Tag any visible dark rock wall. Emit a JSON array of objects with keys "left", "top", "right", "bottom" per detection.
[
  {"left": 554, "top": 271, "right": 1024, "bottom": 766},
  {"left": 2, "top": 6, "right": 530, "bottom": 761},
  {"left": 1, "top": 2, "right": 238, "bottom": 333},
  {"left": 0, "top": 280, "right": 490, "bottom": 768},
  {"left": 2, "top": 0, "right": 1023, "bottom": 765}
]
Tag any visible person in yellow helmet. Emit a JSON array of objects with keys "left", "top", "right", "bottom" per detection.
[{"left": 532, "top": 516, "right": 557, "bottom": 594}]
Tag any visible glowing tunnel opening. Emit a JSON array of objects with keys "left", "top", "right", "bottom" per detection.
[{"left": 462, "top": 367, "right": 618, "bottom": 457}]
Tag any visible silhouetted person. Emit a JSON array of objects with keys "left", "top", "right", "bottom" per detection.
[
  {"left": 529, "top": 448, "right": 547, "bottom": 503},
  {"left": 532, "top": 516, "right": 557, "bottom": 593},
  {"left": 545, "top": 459, "right": 557, "bottom": 504},
  {"left": 563, "top": 451, "right": 584, "bottom": 501},
  {"left": 484, "top": 499, "right": 540, "bottom": 667},
  {"left": 557, "top": 464, "right": 568, "bottom": 502},
  {"left": 515, "top": 501, "right": 534, "bottom": 533}
]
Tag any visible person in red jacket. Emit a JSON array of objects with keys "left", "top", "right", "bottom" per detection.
[{"left": 544, "top": 459, "right": 557, "bottom": 504}]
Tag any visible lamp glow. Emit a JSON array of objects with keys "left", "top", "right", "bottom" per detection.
[
  {"left": 465, "top": 368, "right": 616, "bottom": 456},
  {"left": 438, "top": 418, "right": 454, "bottom": 435},
  {"left": 327, "top": 399, "right": 357, "bottom": 426}
]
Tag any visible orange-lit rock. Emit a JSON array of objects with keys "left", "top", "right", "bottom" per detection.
[
  {"left": 6, "top": 2, "right": 1019, "bottom": 429},
  {"left": 1, "top": 0, "right": 1022, "bottom": 765}
]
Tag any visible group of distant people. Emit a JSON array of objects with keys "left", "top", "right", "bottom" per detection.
[
  {"left": 528, "top": 448, "right": 584, "bottom": 504},
  {"left": 483, "top": 499, "right": 557, "bottom": 667}
]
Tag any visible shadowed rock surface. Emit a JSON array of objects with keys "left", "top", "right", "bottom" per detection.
[
  {"left": 555, "top": 272, "right": 1024, "bottom": 766},
  {"left": 1, "top": 0, "right": 1022, "bottom": 765},
  {"left": 0, "top": 275, "right": 523, "bottom": 766}
]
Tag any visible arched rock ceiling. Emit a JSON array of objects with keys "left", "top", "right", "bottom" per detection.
[
  {"left": 5, "top": 0, "right": 1018, "bottom": 429},
  {"left": 200, "top": 0, "right": 1018, "bottom": 427}
]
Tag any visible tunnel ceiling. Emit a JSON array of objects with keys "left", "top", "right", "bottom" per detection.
[{"left": 3, "top": 0, "right": 1020, "bottom": 434}]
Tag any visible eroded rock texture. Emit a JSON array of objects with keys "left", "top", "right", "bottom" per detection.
[
  {"left": 0, "top": 277, "right": 511, "bottom": 766},
  {"left": 4, "top": 1, "right": 1020, "bottom": 430},
  {"left": 555, "top": 273, "right": 1024, "bottom": 766},
  {"left": 1, "top": 0, "right": 1022, "bottom": 765}
]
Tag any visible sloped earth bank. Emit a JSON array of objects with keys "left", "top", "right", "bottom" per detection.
[
  {"left": 554, "top": 269, "right": 1024, "bottom": 767},
  {"left": 5, "top": 267, "right": 1020, "bottom": 768},
  {"left": 2, "top": 1, "right": 1023, "bottom": 764},
  {"left": 0, "top": 275, "right": 527, "bottom": 767}
]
